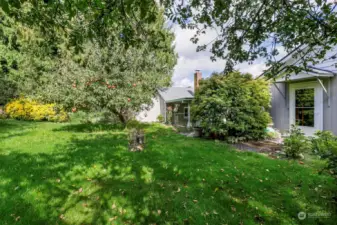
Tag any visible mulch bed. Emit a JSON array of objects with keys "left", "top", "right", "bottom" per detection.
[{"left": 232, "top": 139, "right": 283, "bottom": 157}]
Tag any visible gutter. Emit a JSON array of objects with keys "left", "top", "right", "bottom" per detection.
[{"left": 165, "top": 98, "right": 194, "bottom": 103}]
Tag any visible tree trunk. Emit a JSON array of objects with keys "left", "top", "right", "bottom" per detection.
[{"left": 110, "top": 108, "right": 127, "bottom": 124}]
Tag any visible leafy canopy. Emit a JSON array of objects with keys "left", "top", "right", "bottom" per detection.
[
  {"left": 1, "top": 0, "right": 336, "bottom": 76},
  {"left": 35, "top": 14, "right": 177, "bottom": 123}
]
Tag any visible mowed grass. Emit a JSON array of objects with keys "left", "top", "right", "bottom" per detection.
[{"left": 0, "top": 120, "right": 336, "bottom": 225}]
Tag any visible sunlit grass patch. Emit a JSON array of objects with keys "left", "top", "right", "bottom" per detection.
[{"left": 0, "top": 120, "right": 336, "bottom": 224}]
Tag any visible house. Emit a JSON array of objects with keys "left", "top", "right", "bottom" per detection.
[
  {"left": 267, "top": 47, "right": 337, "bottom": 136},
  {"left": 137, "top": 70, "right": 202, "bottom": 128}
]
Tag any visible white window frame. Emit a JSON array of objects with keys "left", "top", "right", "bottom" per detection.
[{"left": 289, "top": 81, "right": 323, "bottom": 136}]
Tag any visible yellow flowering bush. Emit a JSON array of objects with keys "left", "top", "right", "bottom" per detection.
[{"left": 5, "top": 97, "right": 69, "bottom": 122}]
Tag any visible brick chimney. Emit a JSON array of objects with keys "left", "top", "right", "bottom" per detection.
[{"left": 194, "top": 70, "right": 202, "bottom": 91}]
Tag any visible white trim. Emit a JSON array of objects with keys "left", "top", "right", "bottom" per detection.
[
  {"left": 276, "top": 71, "right": 334, "bottom": 83},
  {"left": 289, "top": 81, "right": 323, "bottom": 136}
]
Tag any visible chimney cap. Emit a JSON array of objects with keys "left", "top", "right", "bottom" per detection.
[{"left": 195, "top": 69, "right": 201, "bottom": 72}]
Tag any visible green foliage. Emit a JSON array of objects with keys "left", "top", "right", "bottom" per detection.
[
  {"left": 126, "top": 119, "right": 147, "bottom": 130},
  {"left": 283, "top": 125, "right": 311, "bottom": 158},
  {"left": 0, "top": 75, "right": 17, "bottom": 105},
  {"left": 0, "top": 9, "right": 59, "bottom": 104},
  {"left": 157, "top": 114, "right": 164, "bottom": 123},
  {"left": 165, "top": 0, "right": 337, "bottom": 75},
  {"left": 5, "top": 97, "right": 68, "bottom": 122},
  {"left": 0, "top": 7, "right": 176, "bottom": 125},
  {"left": 1, "top": 1, "right": 336, "bottom": 75},
  {"left": 0, "top": 106, "right": 6, "bottom": 119},
  {"left": 192, "top": 71, "right": 271, "bottom": 143},
  {"left": 34, "top": 12, "right": 176, "bottom": 124},
  {"left": 312, "top": 130, "right": 337, "bottom": 176},
  {"left": 166, "top": 107, "right": 172, "bottom": 125}
]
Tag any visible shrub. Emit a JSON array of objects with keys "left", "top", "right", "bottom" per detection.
[
  {"left": 157, "top": 114, "right": 164, "bottom": 123},
  {"left": 126, "top": 119, "right": 147, "bottom": 130},
  {"left": 265, "top": 127, "right": 281, "bottom": 139},
  {"left": 166, "top": 106, "right": 173, "bottom": 125},
  {"left": 0, "top": 106, "right": 6, "bottom": 119},
  {"left": 311, "top": 131, "right": 337, "bottom": 176},
  {"left": 5, "top": 97, "right": 68, "bottom": 122},
  {"left": 283, "top": 125, "right": 310, "bottom": 158},
  {"left": 192, "top": 72, "right": 271, "bottom": 143}
]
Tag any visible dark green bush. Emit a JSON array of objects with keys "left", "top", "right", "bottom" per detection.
[
  {"left": 191, "top": 72, "right": 271, "bottom": 143},
  {"left": 311, "top": 130, "right": 337, "bottom": 176},
  {"left": 283, "top": 125, "right": 311, "bottom": 158}
]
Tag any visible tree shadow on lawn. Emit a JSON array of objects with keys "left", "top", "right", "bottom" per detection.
[
  {"left": 53, "top": 122, "right": 154, "bottom": 133},
  {"left": 0, "top": 124, "right": 336, "bottom": 224},
  {"left": 0, "top": 119, "right": 37, "bottom": 139}
]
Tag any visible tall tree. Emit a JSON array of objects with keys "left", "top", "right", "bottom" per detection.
[{"left": 35, "top": 14, "right": 177, "bottom": 123}]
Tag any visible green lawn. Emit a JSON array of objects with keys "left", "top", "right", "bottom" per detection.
[{"left": 0, "top": 120, "right": 336, "bottom": 225}]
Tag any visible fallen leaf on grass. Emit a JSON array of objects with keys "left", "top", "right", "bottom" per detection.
[
  {"left": 231, "top": 206, "right": 236, "bottom": 212},
  {"left": 157, "top": 209, "right": 162, "bottom": 215},
  {"left": 109, "top": 216, "right": 117, "bottom": 221},
  {"left": 299, "top": 161, "right": 304, "bottom": 165},
  {"left": 56, "top": 179, "right": 61, "bottom": 183},
  {"left": 15, "top": 216, "right": 20, "bottom": 222},
  {"left": 112, "top": 203, "right": 117, "bottom": 209},
  {"left": 193, "top": 200, "right": 198, "bottom": 203},
  {"left": 59, "top": 214, "right": 65, "bottom": 220}
]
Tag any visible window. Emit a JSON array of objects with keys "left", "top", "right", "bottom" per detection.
[
  {"left": 184, "top": 107, "right": 188, "bottom": 118},
  {"left": 295, "top": 88, "right": 314, "bottom": 127}
]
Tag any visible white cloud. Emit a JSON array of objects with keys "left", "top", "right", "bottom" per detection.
[
  {"left": 235, "top": 63, "right": 267, "bottom": 77},
  {"left": 172, "top": 25, "right": 288, "bottom": 87},
  {"left": 172, "top": 25, "right": 227, "bottom": 86},
  {"left": 175, "top": 77, "right": 194, "bottom": 87}
]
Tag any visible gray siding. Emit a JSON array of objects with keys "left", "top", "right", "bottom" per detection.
[
  {"left": 271, "top": 77, "right": 337, "bottom": 135},
  {"left": 270, "top": 82, "right": 289, "bottom": 132},
  {"left": 159, "top": 95, "right": 166, "bottom": 120},
  {"left": 326, "top": 77, "right": 337, "bottom": 135}
]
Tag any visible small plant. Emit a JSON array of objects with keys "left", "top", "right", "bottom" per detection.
[
  {"left": 0, "top": 106, "right": 6, "bottom": 119},
  {"left": 311, "top": 131, "right": 337, "bottom": 176},
  {"left": 126, "top": 120, "right": 145, "bottom": 152},
  {"left": 166, "top": 106, "right": 173, "bottom": 125},
  {"left": 157, "top": 114, "right": 164, "bottom": 123},
  {"left": 265, "top": 127, "right": 281, "bottom": 140},
  {"left": 283, "top": 125, "right": 310, "bottom": 158}
]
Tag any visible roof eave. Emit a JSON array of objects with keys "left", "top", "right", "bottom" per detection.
[{"left": 165, "top": 98, "right": 194, "bottom": 103}]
